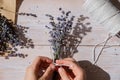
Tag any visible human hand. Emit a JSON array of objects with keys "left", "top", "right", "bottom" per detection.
[
  {"left": 56, "top": 58, "right": 86, "bottom": 80},
  {"left": 24, "top": 56, "right": 55, "bottom": 80}
]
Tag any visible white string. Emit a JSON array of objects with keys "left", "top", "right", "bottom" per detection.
[
  {"left": 93, "top": 35, "right": 112, "bottom": 65},
  {"left": 83, "top": 0, "right": 120, "bottom": 36},
  {"left": 93, "top": 41, "right": 106, "bottom": 61}
]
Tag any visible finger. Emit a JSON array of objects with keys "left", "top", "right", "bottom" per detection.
[
  {"left": 58, "top": 67, "right": 70, "bottom": 80},
  {"left": 32, "top": 56, "right": 52, "bottom": 71},
  {"left": 63, "top": 58, "right": 76, "bottom": 61},
  {"left": 40, "top": 64, "right": 55, "bottom": 80},
  {"left": 56, "top": 60, "right": 83, "bottom": 76},
  {"left": 55, "top": 58, "right": 76, "bottom": 67}
]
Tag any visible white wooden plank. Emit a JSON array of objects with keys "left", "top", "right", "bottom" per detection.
[
  {"left": 24, "top": 26, "right": 120, "bottom": 45},
  {"left": 0, "top": 46, "right": 120, "bottom": 80}
]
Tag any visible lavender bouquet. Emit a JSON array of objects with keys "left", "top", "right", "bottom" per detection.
[{"left": 46, "top": 8, "right": 92, "bottom": 62}]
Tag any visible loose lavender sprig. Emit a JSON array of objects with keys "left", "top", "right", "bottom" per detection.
[
  {"left": 18, "top": 12, "right": 37, "bottom": 17},
  {"left": 0, "top": 7, "right": 37, "bottom": 18}
]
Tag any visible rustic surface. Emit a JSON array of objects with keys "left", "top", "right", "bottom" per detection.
[{"left": 0, "top": 0, "right": 120, "bottom": 80}]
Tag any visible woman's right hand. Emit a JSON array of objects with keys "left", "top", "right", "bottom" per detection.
[{"left": 56, "top": 58, "right": 86, "bottom": 80}]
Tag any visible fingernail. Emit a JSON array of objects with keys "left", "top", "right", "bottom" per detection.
[
  {"left": 58, "top": 67, "right": 63, "bottom": 72},
  {"left": 51, "top": 64, "right": 55, "bottom": 70},
  {"left": 56, "top": 60, "right": 59, "bottom": 63}
]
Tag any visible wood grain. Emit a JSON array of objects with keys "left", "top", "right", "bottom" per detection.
[{"left": 0, "top": 0, "right": 120, "bottom": 80}]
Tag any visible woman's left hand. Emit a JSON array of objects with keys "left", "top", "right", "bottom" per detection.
[{"left": 24, "top": 56, "right": 55, "bottom": 80}]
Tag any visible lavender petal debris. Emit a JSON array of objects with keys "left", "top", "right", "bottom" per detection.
[
  {"left": 0, "top": 13, "right": 34, "bottom": 59},
  {"left": 46, "top": 8, "right": 92, "bottom": 61}
]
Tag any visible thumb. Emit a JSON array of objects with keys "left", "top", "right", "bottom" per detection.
[
  {"left": 40, "top": 64, "right": 55, "bottom": 80},
  {"left": 58, "top": 67, "right": 70, "bottom": 80},
  {"left": 24, "top": 65, "right": 37, "bottom": 80}
]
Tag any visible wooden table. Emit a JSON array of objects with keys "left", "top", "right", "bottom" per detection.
[{"left": 0, "top": 0, "right": 120, "bottom": 80}]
